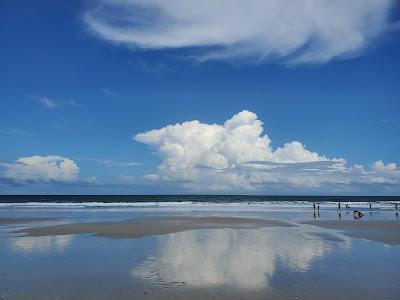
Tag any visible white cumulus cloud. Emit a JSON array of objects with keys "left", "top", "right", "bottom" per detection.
[
  {"left": 372, "top": 160, "right": 398, "bottom": 172},
  {"left": 84, "top": 0, "right": 395, "bottom": 64},
  {"left": 134, "top": 110, "right": 400, "bottom": 193},
  {"left": 1, "top": 155, "right": 79, "bottom": 182},
  {"left": 135, "top": 110, "right": 327, "bottom": 171}
]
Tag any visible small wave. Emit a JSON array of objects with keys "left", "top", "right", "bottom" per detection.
[{"left": 0, "top": 200, "right": 398, "bottom": 210}]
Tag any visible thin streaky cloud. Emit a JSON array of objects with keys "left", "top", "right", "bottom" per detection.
[
  {"left": 99, "top": 88, "right": 118, "bottom": 97},
  {"left": 32, "top": 95, "right": 57, "bottom": 108},
  {"left": 29, "top": 95, "right": 84, "bottom": 109},
  {"left": 88, "top": 158, "right": 141, "bottom": 168},
  {"left": 381, "top": 119, "right": 398, "bottom": 124},
  {"left": 0, "top": 128, "right": 27, "bottom": 136},
  {"left": 84, "top": 0, "right": 396, "bottom": 65}
]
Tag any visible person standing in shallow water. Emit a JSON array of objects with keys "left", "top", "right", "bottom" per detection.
[{"left": 337, "top": 202, "right": 341, "bottom": 219}]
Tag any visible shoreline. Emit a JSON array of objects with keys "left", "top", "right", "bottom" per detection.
[{"left": 302, "top": 220, "right": 400, "bottom": 245}]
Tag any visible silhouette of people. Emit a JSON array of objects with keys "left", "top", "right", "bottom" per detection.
[
  {"left": 338, "top": 202, "right": 341, "bottom": 210},
  {"left": 396, "top": 204, "right": 398, "bottom": 211},
  {"left": 369, "top": 202, "right": 372, "bottom": 209},
  {"left": 313, "top": 203, "right": 316, "bottom": 210}
]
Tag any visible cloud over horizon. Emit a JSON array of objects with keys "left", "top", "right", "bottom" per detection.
[
  {"left": 1, "top": 155, "right": 79, "bottom": 182},
  {"left": 84, "top": 0, "right": 395, "bottom": 64},
  {"left": 1, "top": 113, "right": 398, "bottom": 194},
  {"left": 134, "top": 110, "right": 400, "bottom": 193}
]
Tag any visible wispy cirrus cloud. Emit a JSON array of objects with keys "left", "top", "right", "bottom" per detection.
[
  {"left": 84, "top": 0, "right": 396, "bottom": 64},
  {"left": 99, "top": 88, "right": 118, "bottom": 97},
  {"left": 33, "top": 96, "right": 57, "bottom": 108},
  {"left": 30, "top": 95, "right": 84, "bottom": 109},
  {"left": 0, "top": 128, "right": 27, "bottom": 136},
  {"left": 90, "top": 158, "right": 141, "bottom": 168}
]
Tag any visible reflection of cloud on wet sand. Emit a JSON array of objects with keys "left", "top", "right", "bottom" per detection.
[
  {"left": 132, "top": 228, "right": 343, "bottom": 289},
  {"left": 10, "top": 235, "right": 73, "bottom": 253}
]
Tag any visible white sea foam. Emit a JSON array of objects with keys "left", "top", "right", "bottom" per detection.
[{"left": 0, "top": 201, "right": 398, "bottom": 210}]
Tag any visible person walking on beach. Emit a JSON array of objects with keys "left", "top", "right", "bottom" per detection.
[
  {"left": 313, "top": 203, "right": 316, "bottom": 210},
  {"left": 396, "top": 203, "right": 398, "bottom": 211},
  {"left": 369, "top": 202, "right": 372, "bottom": 209},
  {"left": 338, "top": 202, "right": 341, "bottom": 210}
]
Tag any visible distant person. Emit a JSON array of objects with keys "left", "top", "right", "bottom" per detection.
[
  {"left": 345, "top": 204, "right": 350, "bottom": 209},
  {"left": 313, "top": 203, "right": 316, "bottom": 210},
  {"left": 395, "top": 204, "right": 398, "bottom": 211},
  {"left": 353, "top": 210, "right": 363, "bottom": 219},
  {"left": 317, "top": 204, "right": 320, "bottom": 211},
  {"left": 369, "top": 202, "right": 372, "bottom": 209},
  {"left": 338, "top": 202, "right": 341, "bottom": 210}
]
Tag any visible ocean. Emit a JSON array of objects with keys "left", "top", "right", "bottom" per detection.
[{"left": 0, "top": 195, "right": 398, "bottom": 210}]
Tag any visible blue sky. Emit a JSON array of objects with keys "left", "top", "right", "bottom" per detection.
[{"left": 1, "top": 0, "right": 399, "bottom": 194}]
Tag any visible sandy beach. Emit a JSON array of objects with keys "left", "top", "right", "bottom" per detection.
[
  {"left": 15, "top": 216, "right": 295, "bottom": 239},
  {"left": 14, "top": 216, "right": 400, "bottom": 245},
  {"left": 1, "top": 204, "right": 400, "bottom": 300},
  {"left": 302, "top": 219, "right": 400, "bottom": 245}
]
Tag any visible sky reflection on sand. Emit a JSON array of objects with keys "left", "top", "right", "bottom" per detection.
[
  {"left": 1, "top": 208, "right": 399, "bottom": 300},
  {"left": 132, "top": 227, "right": 350, "bottom": 289},
  {"left": 10, "top": 235, "right": 73, "bottom": 254}
]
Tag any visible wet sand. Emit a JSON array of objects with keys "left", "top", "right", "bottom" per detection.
[
  {"left": 16, "top": 216, "right": 296, "bottom": 239},
  {"left": 2, "top": 210, "right": 400, "bottom": 300},
  {"left": 0, "top": 217, "right": 61, "bottom": 225},
  {"left": 302, "top": 220, "right": 400, "bottom": 245}
]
